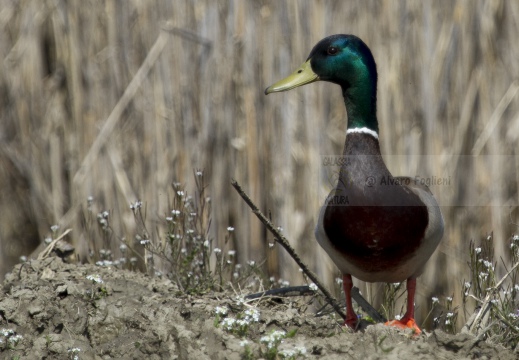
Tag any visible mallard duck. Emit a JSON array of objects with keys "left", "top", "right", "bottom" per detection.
[{"left": 265, "top": 34, "right": 444, "bottom": 333}]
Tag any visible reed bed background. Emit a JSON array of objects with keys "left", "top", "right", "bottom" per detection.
[{"left": 1, "top": 0, "right": 518, "bottom": 329}]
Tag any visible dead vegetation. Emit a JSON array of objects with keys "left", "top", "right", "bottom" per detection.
[{"left": 0, "top": 0, "right": 519, "bottom": 333}]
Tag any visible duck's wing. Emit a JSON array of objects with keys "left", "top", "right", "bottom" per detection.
[{"left": 396, "top": 176, "right": 444, "bottom": 276}]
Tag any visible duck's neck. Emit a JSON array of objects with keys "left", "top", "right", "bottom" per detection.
[
  {"left": 342, "top": 82, "right": 380, "bottom": 158},
  {"left": 342, "top": 71, "right": 378, "bottom": 134}
]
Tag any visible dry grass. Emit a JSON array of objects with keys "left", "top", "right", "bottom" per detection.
[{"left": 1, "top": 0, "right": 518, "bottom": 330}]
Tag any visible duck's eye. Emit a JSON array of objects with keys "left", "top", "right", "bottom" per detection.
[{"left": 327, "top": 46, "right": 338, "bottom": 55}]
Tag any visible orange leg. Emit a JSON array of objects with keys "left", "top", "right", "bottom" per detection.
[
  {"left": 343, "top": 274, "right": 358, "bottom": 328},
  {"left": 385, "top": 278, "right": 421, "bottom": 334}
]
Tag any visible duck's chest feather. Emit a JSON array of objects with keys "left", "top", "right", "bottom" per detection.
[{"left": 321, "top": 134, "right": 429, "bottom": 274}]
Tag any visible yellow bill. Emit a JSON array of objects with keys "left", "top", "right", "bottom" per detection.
[{"left": 264, "top": 59, "right": 319, "bottom": 95}]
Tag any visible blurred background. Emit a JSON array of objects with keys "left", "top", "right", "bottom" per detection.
[{"left": 1, "top": 0, "right": 518, "bottom": 328}]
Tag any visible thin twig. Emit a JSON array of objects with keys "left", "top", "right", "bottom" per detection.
[
  {"left": 38, "top": 229, "right": 73, "bottom": 260},
  {"left": 245, "top": 285, "right": 316, "bottom": 300},
  {"left": 230, "top": 179, "right": 346, "bottom": 320}
]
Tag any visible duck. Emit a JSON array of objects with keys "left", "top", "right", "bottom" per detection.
[{"left": 265, "top": 34, "right": 444, "bottom": 334}]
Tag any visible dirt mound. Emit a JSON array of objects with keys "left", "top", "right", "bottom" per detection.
[{"left": 0, "top": 257, "right": 516, "bottom": 359}]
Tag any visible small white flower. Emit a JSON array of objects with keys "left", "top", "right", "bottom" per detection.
[
  {"left": 445, "top": 319, "right": 451, "bottom": 325},
  {"left": 309, "top": 283, "right": 318, "bottom": 291},
  {"left": 166, "top": 216, "right": 173, "bottom": 222},
  {"left": 514, "top": 284, "right": 519, "bottom": 292},
  {"left": 479, "top": 272, "right": 488, "bottom": 280},
  {"left": 248, "top": 260, "right": 255, "bottom": 266},
  {"left": 50, "top": 224, "right": 60, "bottom": 232},
  {"left": 260, "top": 330, "right": 286, "bottom": 349},
  {"left": 214, "top": 306, "right": 228, "bottom": 315},
  {"left": 228, "top": 250, "right": 236, "bottom": 256},
  {"left": 177, "top": 191, "right": 185, "bottom": 197},
  {"left": 280, "top": 349, "right": 295, "bottom": 357},
  {"left": 171, "top": 210, "right": 181, "bottom": 216},
  {"left": 277, "top": 227, "right": 283, "bottom": 232},
  {"left": 227, "top": 226, "right": 234, "bottom": 232},
  {"left": 235, "top": 296, "right": 245, "bottom": 306},
  {"left": 44, "top": 236, "right": 52, "bottom": 244},
  {"left": 239, "top": 340, "right": 249, "bottom": 347},
  {"left": 482, "top": 260, "right": 494, "bottom": 269},
  {"left": 249, "top": 309, "right": 260, "bottom": 322},
  {"left": 446, "top": 312, "right": 454, "bottom": 318},
  {"left": 446, "top": 296, "right": 453, "bottom": 303},
  {"left": 119, "top": 244, "right": 127, "bottom": 252},
  {"left": 140, "top": 239, "right": 150, "bottom": 245},
  {"left": 513, "top": 234, "right": 519, "bottom": 241},
  {"left": 1, "top": 329, "right": 14, "bottom": 336},
  {"left": 196, "top": 171, "right": 203, "bottom": 176},
  {"left": 19, "top": 255, "right": 27, "bottom": 263},
  {"left": 130, "top": 201, "right": 142, "bottom": 210},
  {"left": 336, "top": 277, "right": 343, "bottom": 285},
  {"left": 221, "top": 317, "right": 236, "bottom": 330},
  {"left": 268, "top": 242, "right": 275, "bottom": 248},
  {"left": 431, "top": 296, "right": 439, "bottom": 304},
  {"left": 236, "top": 319, "right": 248, "bottom": 327},
  {"left": 395, "top": 314, "right": 402, "bottom": 320},
  {"left": 213, "top": 248, "right": 222, "bottom": 254},
  {"left": 186, "top": 229, "right": 194, "bottom": 234},
  {"left": 8, "top": 334, "right": 23, "bottom": 344},
  {"left": 464, "top": 282, "right": 471, "bottom": 289},
  {"left": 281, "top": 280, "right": 290, "bottom": 287},
  {"left": 491, "top": 299, "right": 499, "bottom": 305},
  {"left": 295, "top": 346, "right": 307, "bottom": 355},
  {"left": 86, "top": 274, "right": 103, "bottom": 284},
  {"left": 203, "top": 240, "right": 209, "bottom": 248},
  {"left": 474, "top": 247, "right": 482, "bottom": 254}
]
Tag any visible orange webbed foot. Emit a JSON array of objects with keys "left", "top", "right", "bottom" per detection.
[{"left": 385, "top": 318, "right": 421, "bottom": 335}]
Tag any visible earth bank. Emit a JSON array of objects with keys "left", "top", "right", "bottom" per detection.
[{"left": 0, "top": 257, "right": 517, "bottom": 359}]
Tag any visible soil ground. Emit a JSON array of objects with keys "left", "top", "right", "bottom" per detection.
[{"left": 0, "top": 256, "right": 517, "bottom": 359}]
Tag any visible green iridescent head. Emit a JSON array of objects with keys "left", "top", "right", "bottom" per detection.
[{"left": 266, "top": 34, "right": 378, "bottom": 132}]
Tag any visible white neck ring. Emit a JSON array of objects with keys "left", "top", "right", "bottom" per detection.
[{"left": 346, "top": 127, "right": 379, "bottom": 139}]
